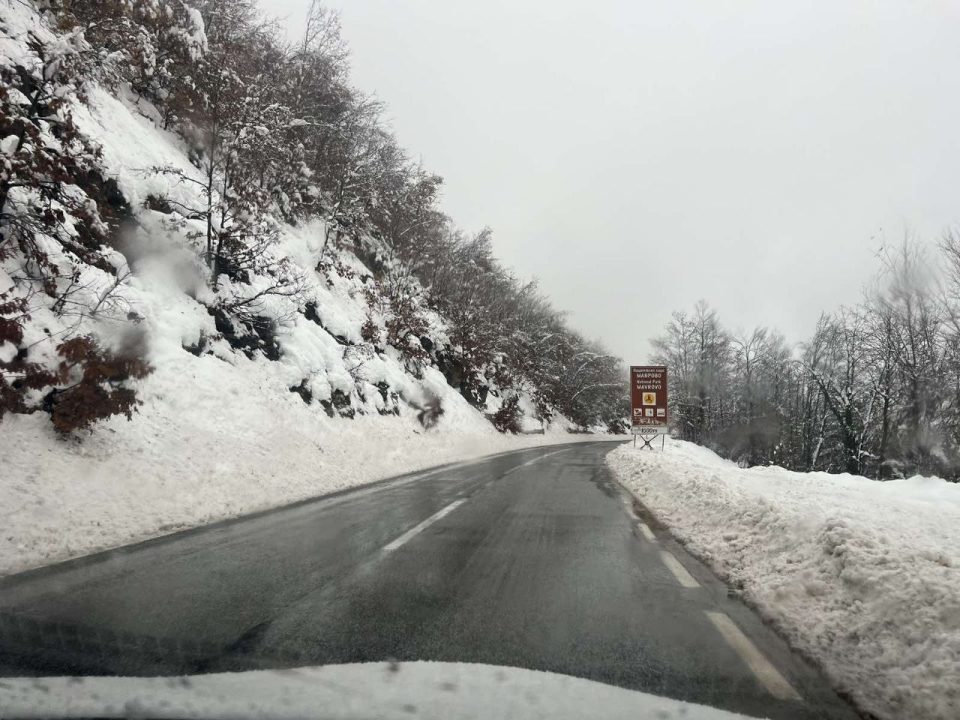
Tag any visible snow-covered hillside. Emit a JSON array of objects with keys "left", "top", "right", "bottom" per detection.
[
  {"left": 607, "top": 440, "right": 960, "bottom": 720},
  {"left": 0, "top": 2, "right": 620, "bottom": 577}
]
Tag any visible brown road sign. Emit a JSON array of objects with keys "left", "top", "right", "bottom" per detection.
[{"left": 631, "top": 365, "right": 668, "bottom": 429}]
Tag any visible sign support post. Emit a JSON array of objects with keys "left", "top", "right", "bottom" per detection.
[{"left": 630, "top": 365, "right": 668, "bottom": 450}]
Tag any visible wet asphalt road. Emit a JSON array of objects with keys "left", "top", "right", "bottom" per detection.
[{"left": 0, "top": 441, "right": 859, "bottom": 719}]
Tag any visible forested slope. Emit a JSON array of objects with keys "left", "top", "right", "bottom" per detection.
[
  {"left": 0, "top": 0, "right": 625, "bottom": 573},
  {"left": 0, "top": 0, "right": 627, "bottom": 436}
]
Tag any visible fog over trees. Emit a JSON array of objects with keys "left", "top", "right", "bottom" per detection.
[{"left": 653, "top": 239, "right": 960, "bottom": 480}]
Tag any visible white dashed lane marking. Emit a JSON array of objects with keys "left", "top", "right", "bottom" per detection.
[
  {"left": 659, "top": 550, "right": 700, "bottom": 588},
  {"left": 382, "top": 499, "right": 467, "bottom": 552},
  {"left": 705, "top": 611, "right": 802, "bottom": 702},
  {"left": 620, "top": 495, "right": 657, "bottom": 543},
  {"left": 502, "top": 448, "right": 570, "bottom": 476},
  {"left": 638, "top": 522, "right": 657, "bottom": 542}
]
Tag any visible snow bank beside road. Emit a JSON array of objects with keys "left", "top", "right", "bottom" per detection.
[{"left": 607, "top": 440, "right": 960, "bottom": 720}]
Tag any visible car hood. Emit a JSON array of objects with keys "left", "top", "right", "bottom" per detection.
[{"left": 0, "top": 661, "right": 758, "bottom": 719}]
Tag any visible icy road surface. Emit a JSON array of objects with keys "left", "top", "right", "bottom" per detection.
[{"left": 0, "top": 442, "right": 856, "bottom": 720}]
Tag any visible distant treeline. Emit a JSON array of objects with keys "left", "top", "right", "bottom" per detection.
[{"left": 654, "top": 240, "right": 960, "bottom": 480}]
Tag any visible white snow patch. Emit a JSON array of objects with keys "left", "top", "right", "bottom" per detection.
[
  {"left": 0, "top": 133, "right": 18, "bottom": 155},
  {"left": 0, "top": 340, "right": 16, "bottom": 363}
]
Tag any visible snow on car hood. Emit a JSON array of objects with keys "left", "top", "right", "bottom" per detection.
[{"left": 1, "top": 661, "right": 755, "bottom": 719}]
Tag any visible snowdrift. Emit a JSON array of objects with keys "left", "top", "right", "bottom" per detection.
[{"left": 607, "top": 440, "right": 960, "bottom": 720}]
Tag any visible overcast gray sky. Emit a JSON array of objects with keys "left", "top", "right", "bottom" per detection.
[{"left": 265, "top": 0, "right": 960, "bottom": 362}]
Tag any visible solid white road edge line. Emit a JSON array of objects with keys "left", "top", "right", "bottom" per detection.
[
  {"left": 705, "top": 611, "right": 803, "bottom": 702},
  {"left": 382, "top": 499, "right": 467, "bottom": 552},
  {"left": 659, "top": 550, "right": 700, "bottom": 588},
  {"left": 638, "top": 523, "right": 657, "bottom": 542}
]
